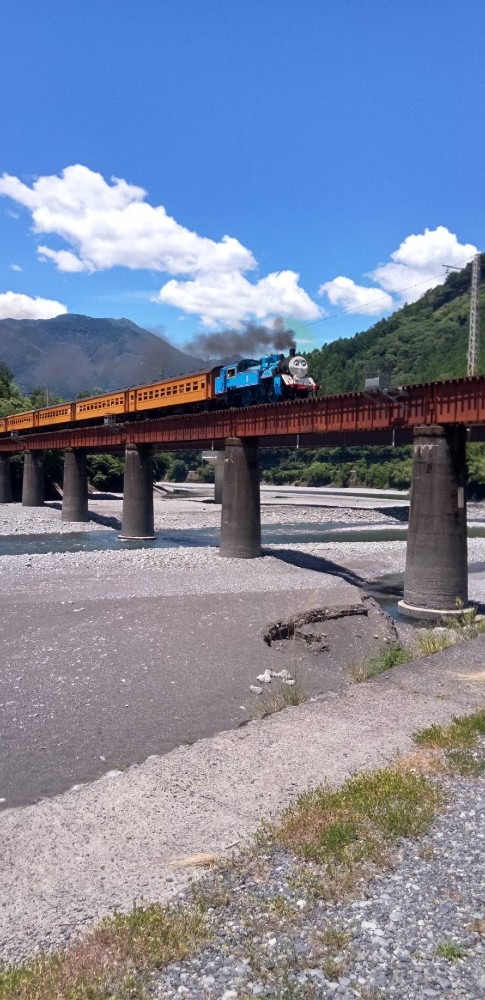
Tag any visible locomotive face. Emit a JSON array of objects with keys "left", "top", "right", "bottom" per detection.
[{"left": 288, "top": 355, "right": 309, "bottom": 378}]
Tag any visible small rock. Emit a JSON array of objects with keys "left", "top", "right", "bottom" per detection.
[
  {"left": 250, "top": 685, "right": 263, "bottom": 694},
  {"left": 256, "top": 670, "right": 272, "bottom": 684}
]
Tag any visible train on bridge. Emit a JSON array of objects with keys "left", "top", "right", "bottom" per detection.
[{"left": 0, "top": 349, "right": 317, "bottom": 437}]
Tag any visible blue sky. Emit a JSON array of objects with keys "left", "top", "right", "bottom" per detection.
[{"left": 0, "top": 0, "right": 483, "bottom": 354}]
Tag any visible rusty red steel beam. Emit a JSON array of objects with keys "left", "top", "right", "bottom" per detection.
[{"left": 2, "top": 375, "right": 485, "bottom": 453}]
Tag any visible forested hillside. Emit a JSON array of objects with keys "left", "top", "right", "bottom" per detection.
[
  {"left": 305, "top": 256, "right": 485, "bottom": 394},
  {"left": 259, "top": 257, "right": 485, "bottom": 495}
]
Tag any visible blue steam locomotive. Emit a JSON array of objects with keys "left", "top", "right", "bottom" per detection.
[{"left": 214, "top": 347, "right": 317, "bottom": 406}]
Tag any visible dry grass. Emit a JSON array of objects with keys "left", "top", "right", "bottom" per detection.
[
  {"left": 254, "top": 677, "right": 307, "bottom": 717},
  {"left": 392, "top": 746, "right": 446, "bottom": 776},
  {"left": 416, "top": 631, "right": 456, "bottom": 656},
  {"left": 169, "top": 852, "right": 217, "bottom": 869},
  {"left": 470, "top": 915, "right": 485, "bottom": 936},
  {"left": 452, "top": 670, "right": 485, "bottom": 683},
  {"left": 0, "top": 903, "right": 209, "bottom": 1000}
]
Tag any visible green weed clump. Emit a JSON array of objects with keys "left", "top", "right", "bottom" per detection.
[
  {"left": 435, "top": 940, "right": 466, "bottom": 962},
  {"left": 414, "top": 710, "right": 485, "bottom": 776},
  {"left": 352, "top": 643, "right": 411, "bottom": 682},
  {"left": 269, "top": 767, "right": 441, "bottom": 874},
  {"left": 414, "top": 710, "right": 485, "bottom": 750},
  {"left": 0, "top": 903, "right": 209, "bottom": 1000}
]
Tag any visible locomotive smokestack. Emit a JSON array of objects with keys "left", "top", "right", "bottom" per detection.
[{"left": 289, "top": 347, "right": 296, "bottom": 357}]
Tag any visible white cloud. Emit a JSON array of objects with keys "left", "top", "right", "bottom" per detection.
[
  {"left": 10, "top": 263, "right": 22, "bottom": 272},
  {"left": 0, "top": 164, "right": 255, "bottom": 276},
  {"left": 0, "top": 164, "right": 322, "bottom": 328},
  {"left": 157, "top": 269, "right": 323, "bottom": 328},
  {"left": 319, "top": 227, "right": 478, "bottom": 319},
  {"left": 0, "top": 292, "right": 67, "bottom": 320},
  {"left": 370, "top": 226, "right": 478, "bottom": 302},
  {"left": 318, "top": 276, "right": 393, "bottom": 315}
]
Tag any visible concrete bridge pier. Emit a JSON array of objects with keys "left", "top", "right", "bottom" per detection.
[
  {"left": 22, "top": 451, "right": 44, "bottom": 507},
  {"left": 62, "top": 448, "right": 89, "bottom": 522},
  {"left": 220, "top": 437, "right": 261, "bottom": 558},
  {"left": 0, "top": 453, "right": 12, "bottom": 503},
  {"left": 214, "top": 451, "right": 225, "bottom": 504},
  {"left": 399, "top": 424, "right": 468, "bottom": 618},
  {"left": 120, "top": 443, "right": 155, "bottom": 540}
]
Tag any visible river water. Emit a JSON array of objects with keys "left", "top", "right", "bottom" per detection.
[{"left": 1, "top": 520, "right": 485, "bottom": 556}]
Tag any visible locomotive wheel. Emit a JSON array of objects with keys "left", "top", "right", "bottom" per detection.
[
  {"left": 241, "top": 387, "right": 253, "bottom": 406},
  {"left": 267, "top": 386, "right": 278, "bottom": 404},
  {"left": 254, "top": 385, "right": 266, "bottom": 405}
]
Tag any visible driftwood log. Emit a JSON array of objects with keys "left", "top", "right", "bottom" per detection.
[{"left": 263, "top": 603, "right": 368, "bottom": 646}]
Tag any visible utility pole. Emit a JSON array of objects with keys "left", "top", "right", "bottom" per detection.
[{"left": 468, "top": 252, "right": 481, "bottom": 376}]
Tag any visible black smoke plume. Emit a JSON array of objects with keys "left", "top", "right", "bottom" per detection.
[{"left": 186, "top": 318, "right": 296, "bottom": 361}]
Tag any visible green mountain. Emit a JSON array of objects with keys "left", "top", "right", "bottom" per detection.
[
  {"left": 305, "top": 256, "right": 485, "bottom": 394},
  {"left": 0, "top": 314, "right": 203, "bottom": 397}
]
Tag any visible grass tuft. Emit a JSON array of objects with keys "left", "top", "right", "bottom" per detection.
[
  {"left": 351, "top": 643, "right": 411, "bottom": 682},
  {"left": 0, "top": 903, "right": 209, "bottom": 1000},
  {"left": 352, "top": 608, "right": 485, "bottom": 684},
  {"left": 435, "top": 940, "right": 466, "bottom": 962},
  {"left": 448, "top": 603, "right": 485, "bottom": 639},
  {"left": 268, "top": 767, "right": 441, "bottom": 873},
  {"left": 416, "top": 630, "right": 456, "bottom": 656},
  {"left": 255, "top": 678, "right": 307, "bottom": 718},
  {"left": 413, "top": 710, "right": 485, "bottom": 776},
  {"left": 414, "top": 710, "right": 485, "bottom": 750}
]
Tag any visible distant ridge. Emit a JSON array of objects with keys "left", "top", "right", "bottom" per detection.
[{"left": 0, "top": 314, "right": 203, "bottom": 396}]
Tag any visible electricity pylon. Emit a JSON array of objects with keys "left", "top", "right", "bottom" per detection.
[{"left": 468, "top": 253, "right": 481, "bottom": 376}]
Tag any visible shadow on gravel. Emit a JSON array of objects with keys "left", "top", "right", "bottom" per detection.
[
  {"left": 266, "top": 546, "right": 368, "bottom": 589},
  {"left": 47, "top": 501, "right": 121, "bottom": 532},
  {"left": 87, "top": 511, "right": 122, "bottom": 531},
  {"left": 375, "top": 505, "right": 409, "bottom": 522}
]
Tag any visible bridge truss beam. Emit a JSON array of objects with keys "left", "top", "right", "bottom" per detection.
[{"left": 2, "top": 374, "right": 485, "bottom": 454}]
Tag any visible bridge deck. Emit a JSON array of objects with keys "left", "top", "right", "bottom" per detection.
[{"left": 1, "top": 375, "right": 485, "bottom": 452}]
